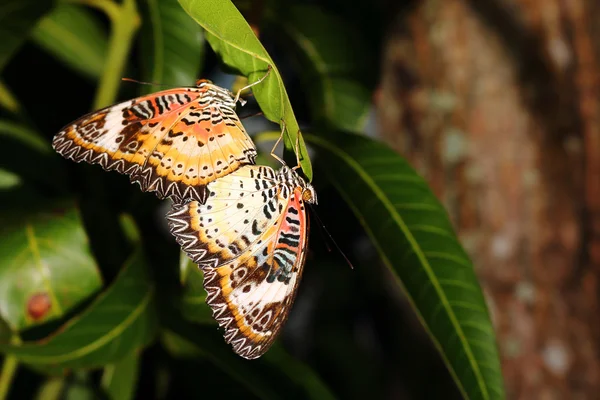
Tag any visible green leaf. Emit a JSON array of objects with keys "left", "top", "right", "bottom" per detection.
[
  {"left": 140, "top": 0, "right": 204, "bottom": 94},
  {"left": 0, "top": 342, "right": 19, "bottom": 400},
  {"left": 0, "top": 169, "right": 21, "bottom": 190},
  {"left": 0, "top": 203, "right": 102, "bottom": 331},
  {"left": 162, "top": 316, "right": 279, "bottom": 399},
  {"left": 0, "top": 120, "right": 65, "bottom": 190},
  {"left": 271, "top": 5, "right": 371, "bottom": 133},
  {"left": 101, "top": 351, "right": 140, "bottom": 400},
  {"left": 0, "top": 0, "right": 54, "bottom": 72},
  {"left": 307, "top": 131, "right": 505, "bottom": 400},
  {"left": 118, "top": 214, "right": 141, "bottom": 244},
  {"left": 0, "top": 81, "right": 21, "bottom": 114},
  {"left": 0, "top": 120, "right": 50, "bottom": 154},
  {"left": 31, "top": 4, "right": 108, "bottom": 79},
  {"left": 35, "top": 377, "right": 65, "bottom": 400},
  {"left": 176, "top": 252, "right": 213, "bottom": 323},
  {"left": 178, "top": 249, "right": 191, "bottom": 284},
  {"left": 162, "top": 313, "right": 336, "bottom": 400},
  {"left": 263, "top": 346, "right": 337, "bottom": 400},
  {"left": 160, "top": 330, "right": 203, "bottom": 359},
  {"left": 35, "top": 373, "right": 98, "bottom": 400},
  {"left": 0, "top": 249, "right": 158, "bottom": 369},
  {"left": 178, "top": 0, "right": 312, "bottom": 180}
]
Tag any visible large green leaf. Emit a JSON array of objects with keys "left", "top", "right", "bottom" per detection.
[
  {"left": 0, "top": 203, "right": 102, "bottom": 331},
  {"left": 178, "top": 0, "right": 312, "bottom": 180},
  {"left": 32, "top": 4, "right": 108, "bottom": 79},
  {"left": 140, "top": 0, "right": 204, "bottom": 94},
  {"left": 307, "top": 132, "right": 505, "bottom": 400},
  {"left": 161, "top": 319, "right": 280, "bottom": 400},
  {"left": 162, "top": 313, "right": 337, "bottom": 400},
  {"left": 0, "top": 120, "right": 50, "bottom": 155},
  {"left": 270, "top": 5, "right": 371, "bottom": 133},
  {"left": 176, "top": 252, "right": 213, "bottom": 323},
  {"left": 0, "top": 0, "right": 53, "bottom": 72},
  {"left": 0, "top": 249, "right": 158, "bottom": 369},
  {"left": 35, "top": 374, "right": 98, "bottom": 400},
  {"left": 263, "top": 345, "right": 337, "bottom": 400},
  {"left": 0, "top": 169, "right": 21, "bottom": 190},
  {"left": 101, "top": 351, "right": 140, "bottom": 400},
  {"left": 0, "top": 81, "right": 21, "bottom": 114},
  {"left": 0, "top": 120, "right": 65, "bottom": 190},
  {"left": 35, "top": 377, "right": 66, "bottom": 399}
]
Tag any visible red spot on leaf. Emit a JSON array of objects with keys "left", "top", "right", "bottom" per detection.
[{"left": 27, "top": 293, "right": 52, "bottom": 320}]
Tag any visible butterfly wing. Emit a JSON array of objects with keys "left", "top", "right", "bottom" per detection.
[
  {"left": 52, "top": 86, "right": 256, "bottom": 202},
  {"left": 167, "top": 165, "right": 310, "bottom": 359}
]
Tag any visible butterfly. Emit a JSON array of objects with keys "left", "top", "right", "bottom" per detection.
[
  {"left": 167, "top": 147, "right": 316, "bottom": 359},
  {"left": 52, "top": 71, "right": 269, "bottom": 203}
]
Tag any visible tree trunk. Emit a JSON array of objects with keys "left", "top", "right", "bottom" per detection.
[{"left": 377, "top": 0, "right": 600, "bottom": 398}]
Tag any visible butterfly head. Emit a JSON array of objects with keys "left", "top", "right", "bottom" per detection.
[
  {"left": 301, "top": 185, "right": 317, "bottom": 205},
  {"left": 194, "top": 79, "right": 237, "bottom": 108},
  {"left": 195, "top": 78, "right": 213, "bottom": 86},
  {"left": 278, "top": 165, "right": 318, "bottom": 205}
]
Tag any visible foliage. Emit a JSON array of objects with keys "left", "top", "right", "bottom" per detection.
[{"left": 0, "top": 0, "right": 504, "bottom": 399}]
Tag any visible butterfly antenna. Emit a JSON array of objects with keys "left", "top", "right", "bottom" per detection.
[
  {"left": 239, "top": 110, "right": 264, "bottom": 120},
  {"left": 234, "top": 65, "right": 272, "bottom": 104},
  {"left": 309, "top": 205, "right": 354, "bottom": 270},
  {"left": 121, "top": 77, "right": 172, "bottom": 87}
]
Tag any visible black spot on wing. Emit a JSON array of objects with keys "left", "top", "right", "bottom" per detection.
[
  {"left": 279, "top": 232, "right": 300, "bottom": 247},
  {"left": 168, "top": 130, "right": 184, "bottom": 138},
  {"left": 263, "top": 204, "right": 272, "bottom": 220},
  {"left": 252, "top": 220, "right": 260, "bottom": 236},
  {"left": 285, "top": 216, "right": 300, "bottom": 225},
  {"left": 180, "top": 118, "right": 195, "bottom": 126},
  {"left": 287, "top": 206, "right": 299, "bottom": 215}
]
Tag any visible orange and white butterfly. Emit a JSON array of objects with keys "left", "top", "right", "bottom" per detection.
[
  {"left": 166, "top": 137, "right": 316, "bottom": 359},
  {"left": 52, "top": 71, "right": 269, "bottom": 203}
]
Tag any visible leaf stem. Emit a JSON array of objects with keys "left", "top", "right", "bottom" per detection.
[
  {"left": 0, "top": 81, "right": 20, "bottom": 114},
  {"left": 0, "top": 356, "right": 17, "bottom": 400},
  {"left": 74, "top": 0, "right": 120, "bottom": 20},
  {"left": 0, "top": 337, "right": 21, "bottom": 400}
]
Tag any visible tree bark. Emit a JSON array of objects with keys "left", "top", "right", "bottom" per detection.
[{"left": 377, "top": 0, "right": 600, "bottom": 398}]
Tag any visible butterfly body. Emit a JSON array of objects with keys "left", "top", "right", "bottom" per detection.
[
  {"left": 167, "top": 164, "right": 316, "bottom": 359},
  {"left": 52, "top": 81, "right": 256, "bottom": 203}
]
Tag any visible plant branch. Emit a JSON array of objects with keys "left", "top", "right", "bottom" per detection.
[
  {"left": 0, "top": 81, "right": 20, "bottom": 114},
  {"left": 74, "top": 0, "right": 120, "bottom": 20},
  {"left": 82, "top": 0, "right": 140, "bottom": 109},
  {"left": 0, "top": 336, "right": 21, "bottom": 400}
]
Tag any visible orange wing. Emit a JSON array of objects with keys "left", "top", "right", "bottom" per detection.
[{"left": 52, "top": 82, "right": 256, "bottom": 203}]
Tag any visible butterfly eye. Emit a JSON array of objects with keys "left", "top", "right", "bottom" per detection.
[
  {"left": 195, "top": 79, "right": 212, "bottom": 87},
  {"left": 302, "top": 189, "right": 313, "bottom": 202}
]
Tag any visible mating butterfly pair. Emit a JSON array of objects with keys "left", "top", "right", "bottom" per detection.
[{"left": 52, "top": 70, "right": 316, "bottom": 359}]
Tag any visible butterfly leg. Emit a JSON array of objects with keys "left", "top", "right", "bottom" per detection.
[
  {"left": 270, "top": 120, "right": 304, "bottom": 171},
  {"left": 269, "top": 120, "right": 286, "bottom": 166},
  {"left": 234, "top": 65, "right": 273, "bottom": 104},
  {"left": 292, "top": 131, "right": 302, "bottom": 171}
]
